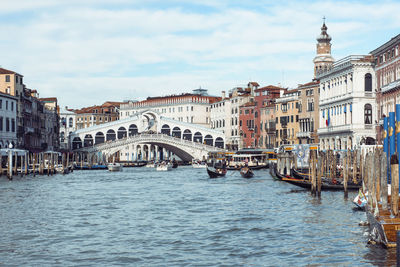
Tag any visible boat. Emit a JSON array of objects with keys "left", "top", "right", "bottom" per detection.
[
  {"left": 172, "top": 160, "right": 178, "bottom": 169},
  {"left": 192, "top": 161, "right": 207, "bottom": 168},
  {"left": 156, "top": 162, "right": 172, "bottom": 171},
  {"left": 226, "top": 149, "right": 269, "bottom": 170},
  {"left": 353, "top": 189, "right": 368, "bottom": 210},
  {"left": 240, "top": 167, "right": 254, "bottom": 178},
  {"left": 206, "top": 166, "right": 227, "bottom": 178},
  {"left": 108, "top": 163, "right": 123, "bottom": 172},
  {"left": 145, "top": 161, "right": 156, "bottom": 168},
  {"left": 280, "top": 176, "right": 360, "bottom": 191}
]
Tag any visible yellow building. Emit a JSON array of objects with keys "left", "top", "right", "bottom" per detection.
[{"left": 275, "top": 89, "right": 300, "bottom": 146}]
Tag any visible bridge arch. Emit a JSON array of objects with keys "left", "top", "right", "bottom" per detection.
[
  {"left": 215, "top": 137, "right": 224, "bottom": 148},
  {"left": 204, "top": 134, "right": 213, "bottom": 146},
  {"left": 107, "top": 129, "right": 116, "bottom": 141},
  {"left": 95, "top": 132, "right": 105, "bottom": 144},
  {"left": 118, "top": 126, "right": 127, "bottom": 139},
  {"left": 183, "top": 129, "right": 192, "bottom": 141},
  {"left": 193, "top": 132, "right": 202, "bottom": 143},
  {"left": 84, "top": 134, "right": 94, "bottom": 147},
  {"left": 161, "top": 124, "right": 171, "bottom": 135},
  {"left": 172, "top": 127, "right": 181, "bottom": 138},
  {"left": 72, "top": 137, "right": 82, "bottom": 149},
  {"left": 129, "top": 124, "right": 138, "bottom": 136}
]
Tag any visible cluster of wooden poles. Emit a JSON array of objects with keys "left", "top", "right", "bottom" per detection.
[
  {"left": 0, "top": 151, "right": 111, "bottom": 180},
  {"left": 277, "top": 149, "right": 363, "bottom": 197},
  {"left": 0, "top": 151, "right": 72, "bottom": 180}
]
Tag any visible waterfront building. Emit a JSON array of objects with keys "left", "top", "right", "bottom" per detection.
[
  {"left": 297, "top": 81, "right": 320, "bottom": 144},
  {"left": 370, "top": 34, "right": 400, "bottom": 144},
  {"left": 0, "top": 92, "right": 17, "bottom": 148},
  {"left": 275, "top": 89, "right": 300, "bottom": 146},
  {"left": 317, "top": 55, "right": 376, "bottom": 149},
  {"left": 259, "top": 102, "right": 276, "bottom": 149},
  {"left": 211, "top": 86, "right": 253, "bottom": 150},
  {"left": 239, "top": 99, "right": 257, "bottom": 148},
  {"left": 119, "top": 89, "right": 220, "bottom": 127},
  {"left": 74, "top": 102, "right": 123, "bottom": 130},
  {"left": 254, "top": 85, "right": 284, "bottom": 147},
  {"left": 40, "top": 98, "right": 60, "bottom": 151},
  {"left": 59, "top": 106, "right": 77, "bottom": 150},
  {"left": 0, "top": 68, "right": 25, "bottom": 146}
]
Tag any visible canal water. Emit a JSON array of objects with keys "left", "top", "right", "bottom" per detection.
[{"left": 0, "top": 167, "right": 395, "bottom": 266}]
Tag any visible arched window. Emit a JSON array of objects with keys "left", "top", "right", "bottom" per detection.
[
  {"left": 365, "top": 73, "right": 372, "bottom": 91},
  {"left": 69, "top": 117, "right": 73, "bottom": 127},
  {"left": 364, "top": 104, "right": 372, "bottom": 124}
]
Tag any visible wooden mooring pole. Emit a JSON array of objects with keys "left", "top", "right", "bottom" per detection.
[{"left": 391, "top": 154, "right": 399, "bottom": 217}]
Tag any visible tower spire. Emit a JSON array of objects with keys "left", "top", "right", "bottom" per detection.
[{"left": 313, "top": 18, "right": 334, "bottom": 79}]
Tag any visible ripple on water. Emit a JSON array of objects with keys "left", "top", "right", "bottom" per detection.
[{"left": 0, "top": 168, "right": 393, "bottom": 266}]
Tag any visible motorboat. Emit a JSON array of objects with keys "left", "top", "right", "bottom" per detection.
[
  {"left": 156, "top": 162, "right": 172, "bottom": 171},
  {"left": 107, "top": 163, "right": 123, "bottom": 172}
]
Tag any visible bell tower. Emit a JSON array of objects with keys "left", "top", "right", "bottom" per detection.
[{"left": 313, "top": 17, "right": 334, "bottom": 78}]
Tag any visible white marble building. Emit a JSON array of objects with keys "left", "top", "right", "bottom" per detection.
[
  {"left": 317, "top": 55, "right": 377, "bottom": 150},
  {"left": 59, "top": 106, "right": 77, "bottom": 150},
  {"left": 210, "top": 87, "right": 253, "bottom": 150}
]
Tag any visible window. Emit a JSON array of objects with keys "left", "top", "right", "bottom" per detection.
[
  {"left": 0, "top": 100, "right": 2, "bottom": 109},
  {"left": 0, "top": 117, "right": 2, "bottom": 131},
  {"left": 365, "top": 73, "right": 372, "bottom": 91},
  {"left": 364, "top": 104, "right": 372, "bottom": 124},
  {"left": 5, "top": 75, "right": 10, "bottom": 82},
  {"left": 11, "top": 119, "right": 15, "bottom": 132},
  {"left": 6, "top": 101, "right": 8, "bottom": 110},
  {"left": 6, "top": 118, "right": 9, "bottom": 132}
]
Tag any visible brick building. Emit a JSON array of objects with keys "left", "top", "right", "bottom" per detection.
[{"left": 370, "top": 34, "right": 400, "bottom": 144}]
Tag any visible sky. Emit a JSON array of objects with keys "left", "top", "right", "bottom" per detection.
[{"left": 0, "top": 0, "right": 399, "bottom": 109}]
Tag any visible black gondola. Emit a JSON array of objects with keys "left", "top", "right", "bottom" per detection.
[
  {"left": 207, "top": 167, "right": 227, "bottom": 178},
  {"left": 172, "top": 160, "right": 178, "bottom": 168},
  {"left": 240, "top": 167, "right": 254, "bottom": 178}
]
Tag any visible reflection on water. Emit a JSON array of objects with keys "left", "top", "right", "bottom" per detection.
[{"left": 0, "top": 167, "right": 395, "bottom": 266}]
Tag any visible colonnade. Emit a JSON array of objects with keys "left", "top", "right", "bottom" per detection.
[{"left": 122, "top": 144, "right": 177, "bottom": 162}]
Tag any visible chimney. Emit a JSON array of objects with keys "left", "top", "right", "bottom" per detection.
[{"left": 222, "top": 91, "right": 226, "bottom": 99}]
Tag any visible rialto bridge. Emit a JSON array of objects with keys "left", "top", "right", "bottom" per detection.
[{"left": 70, "top": 111, "right": 225, "bottom": 161}]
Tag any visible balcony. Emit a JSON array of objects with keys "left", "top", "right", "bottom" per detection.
[
  {"left": 381, "top": 79, "right": 400, "bottom": 94},
  {"left": 296, "top": 131, "right": 311, "bottom": 138}
]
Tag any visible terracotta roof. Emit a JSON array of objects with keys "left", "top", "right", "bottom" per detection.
[
  {"left": 240, "top": 102, "right": 256, "bottom": 107},
  {"left": 255, "top": 85, "right": 286, "bottom": 91},
  {"left": 39, "top": 97, "right": 58, "bottom": 102},
  {"left": 248, "top": 82, "right": 260, "bottom": 87},
  {"left": 0, "top": 67, "right": 16, "bottom": 75}
]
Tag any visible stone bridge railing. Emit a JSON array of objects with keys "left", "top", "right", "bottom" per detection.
[{"left": 74, "top": 133, "right": 225, "bottom": 154}]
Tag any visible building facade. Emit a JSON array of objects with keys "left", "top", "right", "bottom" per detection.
[
  {"left": 0, "top": 92, "right": 17, "bottom": 148},
  {"left": 317, "top": 55, "right": 376, "bottom": 149},
  {"left": 210, "top": 86, "right": 253, "bottom": 150},
  {"left": 120, "top": 89, "right": 220, "bottom": 127},
  {"left": 40, "top": 98, "right": 60, "bottom": 151},
  {"left": 75, "top": 102, "right": 122, "bottom": 130},
  {"left": 297, "top": 81, "right": 319, "bottom": 144},
  {"left": 275, "top": 89, "right": 300, "bottom": 146},
  {"left": 59, "top": 106, "right": 77, "bottom": 150},
  {"left": 370, "top": 34, "right": 400, "bottom": 144},
  {"left": 254, "top": 85, "right": 284, "bottom": 147},
  {"left": 259, "top": 103, "right": 276, "bottom": 149}
]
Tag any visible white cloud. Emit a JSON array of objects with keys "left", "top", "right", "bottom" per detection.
[{"left": 0, "top": 0, "right": 399, "bottom": 107}]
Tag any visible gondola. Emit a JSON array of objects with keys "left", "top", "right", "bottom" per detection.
[
  {"left": 206, "top": 167, "right": 227, "bottom": 178},
  {"left": 172, "top": 160, "right": 178, "bottom": 168},
  {"left": 281, "top": 176, "right": 361, "bottom": 191},
  {"left": 240, "top": 167, "right": 254, "bottom": 178}
]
